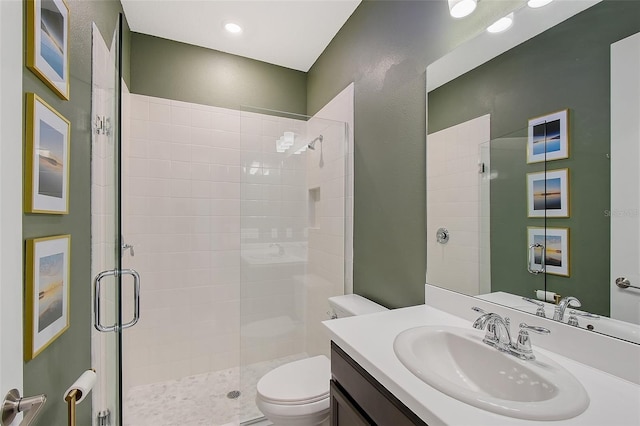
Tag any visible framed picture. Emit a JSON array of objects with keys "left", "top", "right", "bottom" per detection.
[
  {"left": 527, "top": 109, "right": 569, "bottom": 163},
  {"left": 25, "top": 93, "right": 71, "bottom": 214},
  {"left": 527, "top": 227, "right": 570, "bottom": 277},
  {"left": 25, "top": 235, "right": 71, "bottom": 360},
  {"left": 26, "top": 0, "right": 70, "bottom": 100},
  {"left": 527, "top": 168, "right": 569, "bottom": 218}
]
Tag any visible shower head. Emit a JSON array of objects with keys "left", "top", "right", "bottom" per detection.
[{"left": 307, "top": 135, "right": 323, "bottom": 150}]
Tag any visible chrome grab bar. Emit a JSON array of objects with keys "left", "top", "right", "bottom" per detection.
[
  {"left": 94, "top": 269, "right": 141, "bottom": 332},
  {"left": 527, "top": 243, "right": 545, "bottom": 274}
]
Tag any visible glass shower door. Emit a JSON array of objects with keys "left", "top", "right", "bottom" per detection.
[
  {"left": 238, "top": 107, "right": 348, "bottom": 424},
  {"left": 91, "top": 14, "right": 134, "bottom": 426}
]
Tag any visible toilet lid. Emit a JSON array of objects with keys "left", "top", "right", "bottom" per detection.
[{"left": 257, "top": 355, "right": 330, "bottom": 405}]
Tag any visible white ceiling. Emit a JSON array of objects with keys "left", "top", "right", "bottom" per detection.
[{"left": 121, "top": 0, "right": 362, "bottom": 72}]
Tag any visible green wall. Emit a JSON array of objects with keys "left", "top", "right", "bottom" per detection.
[
  {"left": 22, "top": 1, "right": 130, "bottom": 425},
  {"left": 306, "top": 0, "right": 519, "bottom": 308},
  {"left": 130, "top": 33, "right": 307, "bottom": 114},
  {"left": 428, "top": 0, "right": 640, "bottom": 316}
]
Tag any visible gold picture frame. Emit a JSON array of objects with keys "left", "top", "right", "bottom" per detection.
[
  {"left": 527, "top": 168, "right": 570, "bottom": 218},
  {"left": 25, "top": 234, "right": 71, "bottom": 361},
  {"left": 25, "top": 93, "right": 71, "bottom": 214},
  {"left": 26, "top": 0, "right": 70, "bottom": 100},
  {"left": 527, "top": 109, "right": 570, "bottom": 164}
]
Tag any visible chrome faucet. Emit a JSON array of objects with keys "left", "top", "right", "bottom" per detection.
[
  {"left": 472, "top": 312, "right": 512, "bottom": 353},
  {"left": 472, "top": 308, "right": 550, "bottom": 360},
  {"left": 553, "top": 296, "right": 581, "bottom": 321}
]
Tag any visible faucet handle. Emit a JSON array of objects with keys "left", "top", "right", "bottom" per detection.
[
  {"left": 569, "top": 310, "right": 600, "bottom": 319},
  {"left": 471, "top": 306, "right": 486, "bottom": 314},
  {"left": 513, "top": 323, "right": 550, "bottom": 360},
  {"left": 522, "top": 297, "right": 547, "bottom": 318},
  {"left": 519, "top": 323, "right": 551, "bottom": 334},
  {"left": 567, "top": 315, "right": 579, "bottom": 327}
]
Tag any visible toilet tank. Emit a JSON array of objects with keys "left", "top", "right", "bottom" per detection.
[{"left": 328, "top": 294, "right": 388, "bottom": 318}]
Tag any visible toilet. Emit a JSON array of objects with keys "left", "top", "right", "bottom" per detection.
[{"left": 255, "top": 294, "right": 388, "bottom": 425}]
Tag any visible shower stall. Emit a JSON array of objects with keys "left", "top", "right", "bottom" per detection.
[{"left": 90, "top": 16, "right": 352, "bottom": 426}]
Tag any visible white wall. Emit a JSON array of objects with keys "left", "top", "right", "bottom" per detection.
[
  {"left": 611, "top": 32, "right": 640, "bottom": 324},
  {"left": 426, "top": 115, "right": 490, "bottom": 296},
  {"left": 0, "top": 0, "right": 24, "bottom": 410}
]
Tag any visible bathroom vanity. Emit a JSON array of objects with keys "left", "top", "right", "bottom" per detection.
[
  {"left": 330, "top": 342, "right": 426, "bottom": 426},
  {"left": 324, "top": 287, "right": 640, "bottom": 425}
]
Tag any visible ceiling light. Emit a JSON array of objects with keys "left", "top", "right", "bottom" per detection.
[
  {"left": 487, "top": 13, "right": 514, "bottom": 33},
  {"left": 527, "top": 0, "right": 553, "bottom": 8},
  {"left": 448, "top": 0, "right": 477, "bottom": 19},
  {"left": 224, "top": 22, "right": 243, "bottom": 34}
]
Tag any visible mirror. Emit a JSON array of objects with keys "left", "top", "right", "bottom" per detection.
[{"left": 426, "top": 0, "right": 640, "bottom": 344}]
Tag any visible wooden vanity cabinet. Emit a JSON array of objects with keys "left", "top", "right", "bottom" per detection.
[{"left": 330, "top": 342, "right": 428, "bottom": 426}]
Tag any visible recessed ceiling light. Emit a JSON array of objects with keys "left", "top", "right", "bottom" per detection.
[
  {"left": 487, "top": 13, "right": 514, "bottom": 34},
  {"left": 224, "top": 22, "right": 243, "bottom": 34},
  {"left": 527, "top": 0, "right": 554, "bottom": 8},
  {"left": 448, "top": 0, "right": 477, "bottom": 19}
]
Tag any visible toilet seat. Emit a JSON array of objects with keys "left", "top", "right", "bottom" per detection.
[{"left": 256, "top": 355, "right": 330, "bottom": 405}]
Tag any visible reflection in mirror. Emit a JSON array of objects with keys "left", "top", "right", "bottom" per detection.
[{"left": 426, "top": 0, "right": 640, "bottom": 344}]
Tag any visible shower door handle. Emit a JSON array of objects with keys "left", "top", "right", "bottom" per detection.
[
  {"left": 94, "top": 269, "right": 141, "bottom": 332},
  {"left": 527, "top": 243, "right": 545, "bottom": 274},
  {"left": 121, "top": 269, "right": 141, "bottom": 329}
]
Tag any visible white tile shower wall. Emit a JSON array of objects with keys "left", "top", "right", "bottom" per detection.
[
  {"left": 426, "top": 114, "right": 490, "bottom": 296},
  {"left": 239, "top": 111, "right": 309, "bottom": 366},
  {"left": 123, "top": 95, "right": 324, "bottom": 386},
  {"left": 124, "top": 95, "right": 242, "bottom": 388}
]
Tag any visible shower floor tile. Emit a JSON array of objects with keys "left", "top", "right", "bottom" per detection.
[{"left": 124, "top": 353, "right": 306, "bottom": 426}]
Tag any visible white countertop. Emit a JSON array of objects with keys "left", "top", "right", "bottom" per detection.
[{"left": 323, "top": 304, "right": 640, "bottom": 426}]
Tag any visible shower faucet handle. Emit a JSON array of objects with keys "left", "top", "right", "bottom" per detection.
[
  {"left": 121, "top": 242, "right": 134, "bottom": 257},
  {"left": 121, "top": 235, "right": 134, "bottom": 257}
]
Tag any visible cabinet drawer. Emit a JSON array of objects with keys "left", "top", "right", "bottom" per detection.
[{"left": 331, "top": 380, "right": 373, "bottom": 426}]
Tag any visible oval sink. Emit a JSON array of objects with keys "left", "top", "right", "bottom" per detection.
[{"left": 394, "top": 325, "right": 589, "bottom": 420}]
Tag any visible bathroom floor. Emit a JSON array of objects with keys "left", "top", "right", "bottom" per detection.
[{"left": 124, "top": 353, "right": 306, "bottom": 426}]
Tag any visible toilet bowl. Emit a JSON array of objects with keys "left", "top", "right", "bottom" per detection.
[
  {"left": 255, "top": 355, "right": 330, "bottom": 426},
  {"left": 255, "top": 294, "right": 387, "bottom": 425}
]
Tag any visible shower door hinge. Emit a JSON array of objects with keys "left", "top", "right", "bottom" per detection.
[
  {"left": 97, "top": 409, "right": 111, "bottom": 426},
  {"left": 95, "top": 115, "right": 112, "bottom": 136}
]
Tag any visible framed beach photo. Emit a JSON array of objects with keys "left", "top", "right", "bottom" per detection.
[
  {"left": 27, "top": 0, "right": 70, "bottom": 100},
  {"left": 25, "top": 93, "right": 71, "bottom": 214},
  {"left": 25, "top": 235, "right": 71, "bottom": 360},
  {"left": 527, "top": 169, "right": 569, "bottom": 218},
  {"left": 527, "top": 227, "right": 570, "bottom": 277},
  {"left": 527, "top": 109, "right": 569, "bottom": 164}
]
